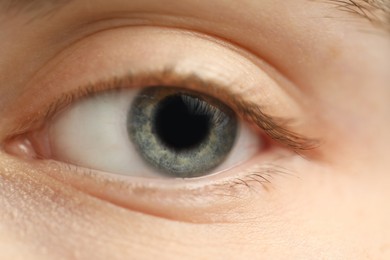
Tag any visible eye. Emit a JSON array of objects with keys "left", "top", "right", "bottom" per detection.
[
  {"left": 2, "top": 26, "right": 316, "bottom": 192},
  {"left": 30, "top": 85, "right": 261, "bottom": 179},
  {"left": 1, "top": 26, "right": 319, "bottom": 222}
]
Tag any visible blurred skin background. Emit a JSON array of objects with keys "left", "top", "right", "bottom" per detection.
[{"left": 0, "top": 0, "right": 389, "bottom": 259}]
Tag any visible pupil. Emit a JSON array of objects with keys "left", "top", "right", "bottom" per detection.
[{"left": 154, "top": 95, "right": 211, "bottom": 150}]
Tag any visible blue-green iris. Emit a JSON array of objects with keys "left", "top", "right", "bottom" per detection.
[{"left": 128, "top": 87, "right": 237, "bottom": 178}]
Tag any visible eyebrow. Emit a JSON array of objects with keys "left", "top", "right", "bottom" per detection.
[
  {"left": 0, "top": 0, "right": 70, "bottom": 14},
  {"left": 322, "top": 0, "right": 390, "bottom": 32},
  {"left": 1, "top": 0, "right": 390, "bottom": 31}
]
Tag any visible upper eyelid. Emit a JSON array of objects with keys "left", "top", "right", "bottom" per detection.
[
  {"left": 8, "top": 68, "right": 319, "bottom": 153},
  {"left": 1, "top": 25, "right": 320, "bottom": 154}
]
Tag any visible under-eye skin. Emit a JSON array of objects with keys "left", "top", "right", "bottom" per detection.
[{"left": 129, "top": 87, "right": 237, "bottom": 178}]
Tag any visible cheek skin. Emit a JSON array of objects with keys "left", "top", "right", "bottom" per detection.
[
  {"left": 1, "top": 152, "right": 389, "bottom": 259},
  {"left": 1, "top": 154, "right": 279, "bottom": 259}
]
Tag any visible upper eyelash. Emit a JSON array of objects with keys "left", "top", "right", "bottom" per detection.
[
  {"left": 236, "top": 99, "right": 319, "bottom": 151},
  {"left": 9, "top": 68, "right": 319, "bottom": 152}
]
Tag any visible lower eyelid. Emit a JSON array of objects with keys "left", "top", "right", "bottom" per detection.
[
  {"left": 0, "top": 26, "right": 310, "bottom": 222},
  {"left": 26, "top": 151, "right": 295, "bottom": 223}
]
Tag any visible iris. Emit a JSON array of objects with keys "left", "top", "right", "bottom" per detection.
[{"left": 128, "top": 87, "right": 237, "bottom": 178}]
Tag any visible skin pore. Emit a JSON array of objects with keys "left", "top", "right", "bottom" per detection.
[{"left": 0, "top": 0, "right": 390, "bottom": 259}]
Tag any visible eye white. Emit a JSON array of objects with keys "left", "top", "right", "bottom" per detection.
[{"left": 49, "top": 89, "right": 262, "bottom": 178}]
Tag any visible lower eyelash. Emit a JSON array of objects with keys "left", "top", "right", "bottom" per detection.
[
  {"left": 35, "top": 157, "right": 294, "bottom": 197},
  {"left": 233, "top": 166, "right": 295, "bottom": 192},
  {"left": 8, "top": 155, "right": 296, "bottom": 223}
]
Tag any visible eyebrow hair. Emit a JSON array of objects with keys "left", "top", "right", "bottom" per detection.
[
  {"left": 0, "top": 0, "right": 70, "bottom": 14},
  {"left": 1, "top": 0, "right": 390, "bottom": 32},
  {"left": 321, "top": 0, "right": 390, "bottom": 32}
]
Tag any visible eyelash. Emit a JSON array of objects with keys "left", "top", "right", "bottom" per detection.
[
  {"left": 2, "top": 66, "right": 317, "bottom": 204},
  {"left": 0, "top": 64, "right": 318, "bottom": 212},
  {"left": 227, "top": 165, "right": 295, "bottom": 191},
  {"left": 20, "top": 68, "right": 318, "bottom": 155}
]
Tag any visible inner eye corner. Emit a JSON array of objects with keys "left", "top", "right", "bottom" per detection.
[{"left": 1, "top": 135, "right": 39, "bottom": 161}]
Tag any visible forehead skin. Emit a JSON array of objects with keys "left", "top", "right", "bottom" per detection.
[{"left": 0, "top": 0, "right": 390, "bottom": 259}]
